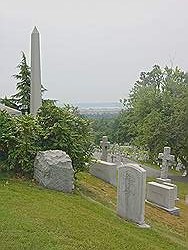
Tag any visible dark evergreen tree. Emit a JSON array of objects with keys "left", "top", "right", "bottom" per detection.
[
  {"left": 1, "top": 52, "right": 47, "bottom": 114},
  {"left": 11, "top": 52, "right": 31, "bottom": 114}
]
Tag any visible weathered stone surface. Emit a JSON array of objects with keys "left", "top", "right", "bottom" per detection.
[
  {"left": 34, "top": 150, "right": 74, "bottom": 192},
  {"left": 89, "top": 160, "right": 118, "bottom": 186},
  {"left": 117, "top": 163, "right": 147, "bottom": 226},
  {"left": 162, "top": 182, "right": 178, "bottom": 200},
  {"left": 146, "top": 181, "right": 180, "bottom": 215}
]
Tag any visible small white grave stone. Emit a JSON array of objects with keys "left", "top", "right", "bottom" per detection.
[
  {"left": 117, "top": 164, "right": 149, "bottom": 227},
  {"left": 146, "top": 181, "right": 179, "bottom": 215},
  {"left": 100, "top": 136, "right": 110, "bottom": 162}
]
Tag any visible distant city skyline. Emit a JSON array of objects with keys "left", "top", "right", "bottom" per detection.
[{"left": 1, "top": 0, "right": 188, "bottom": 103}]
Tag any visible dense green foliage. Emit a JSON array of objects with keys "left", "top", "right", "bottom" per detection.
[
  {"left": 114, "top": 65, "right": 188, "bottom": 170},
  {"left": 37, "top": 102, "right": 94, "bottom": 172},
  {"left": 90, "top": 117, "right": 115, "bottom": 144},
  {"left": 0, "top": 103, "right": 94, "bottom": 176}
]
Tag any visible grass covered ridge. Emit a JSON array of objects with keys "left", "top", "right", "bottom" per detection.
[{"left": 0, "top": 172, "right": 187, "bottom": 250}]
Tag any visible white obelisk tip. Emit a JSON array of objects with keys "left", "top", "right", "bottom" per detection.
[
  {"left": 32, "top": 26, "right": 39, "bottom": 34},
  {"left": 30, "top": 25, "right": 42, "bottom": 115}
]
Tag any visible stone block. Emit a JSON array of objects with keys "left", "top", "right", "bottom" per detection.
[
  {"left": 34, "top": 150, "right": 74, "bottom": 192},
  {"left": 146, "top": 181, "right": 179, "bottom": 215},
  {"left": 89, "top": 160, "right": 117, "bottom": 186},
  {"left": 163, "top": 182, "right": 178, "bottom": 200}
]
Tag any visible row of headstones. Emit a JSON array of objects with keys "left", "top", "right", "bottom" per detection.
[
  {"left": 99, "top": 136, "right": 186, "bottom": 174},
  {"left": 98, "top": 137, "right": 180, "bottom": 219},
  {"left": 99, "top": 136, "right": 180, "bottom": 180},
  {"left": 99, "top": 136, "right": 150, "bottom": 163},
  {"left": 33, "top": 148, "right": 180, "bottom": 228},
  {"left": 90, "top": 160, "right": 180, "bottom": 227},
  {"left": 33, "top": 149, "right": 150, "bottom": 227}
]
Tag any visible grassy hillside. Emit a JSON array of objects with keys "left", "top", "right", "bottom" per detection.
[{"left": 0, "top": 172, "right": 187, "bottom": 250}]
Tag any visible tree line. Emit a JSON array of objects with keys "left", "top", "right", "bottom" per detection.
[
  {"left": 93, "top": 65, "right": 188, "bottom": 172},
  {"left": 1, "top": 53, "right": 188, "bottom": 174}
]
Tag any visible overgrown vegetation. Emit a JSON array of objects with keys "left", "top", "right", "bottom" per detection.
[{"left": 0, "top": 103, "right": 94, "bottom": 176}]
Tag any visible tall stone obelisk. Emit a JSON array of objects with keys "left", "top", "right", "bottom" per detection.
[{"left": 30, "top": 26, "right": 42, "bottom": 115}]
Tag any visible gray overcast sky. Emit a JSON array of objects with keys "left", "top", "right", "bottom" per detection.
[{"left": 1, "top": 0, "right": 188, "bottom": 103}]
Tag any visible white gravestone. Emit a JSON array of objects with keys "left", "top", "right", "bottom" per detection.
[
  {"left": 30, "top": 26, "right": 42, "bottom": 115},
  {"left": 100, "top": 136, "right": 110, "bottom": 162},
  {"left": 157, "top": 147, "right": 175, "bottom": 182},
  {"left": 117, "top": 164, "right": 149, "bottom": 227},
  {"left": 34, "top": 150, "right": 74, "bottom": 192},
  {"left": 146, "top": 182, "right": 180, "bottom": 215}
]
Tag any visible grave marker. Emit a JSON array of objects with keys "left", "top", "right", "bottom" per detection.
[
  {"left": 157, "top": 147, "right": 175, "bottom": 182},
  {"left": 117, "top": 163, "right": 149, "bottom": 227},
  {"left": 100, "top": 136, "right": 110, "bottom": 162}
]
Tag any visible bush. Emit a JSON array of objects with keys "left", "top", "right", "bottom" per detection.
[
  {"left": 0, "top": 102, "right": 94, "bottom": 176},
  {"left": 0, "top": 112, "right": 42, "bottom": 175},
  {"left": 37, "top": 102, "right": 94, "bottom": 173}
]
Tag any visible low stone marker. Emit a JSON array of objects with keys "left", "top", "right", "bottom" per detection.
[
  {"left": 89, "top": 160, "right": 118, "bottom": 186},
  {"left": 146, "top": 181, "right": 180, "bottom": 215},
  {"left": 117, "top": 163, "right": 149, "bottom": 227},
  {"left": 34, "top": 150, "right": 74, "bottom": 192}
]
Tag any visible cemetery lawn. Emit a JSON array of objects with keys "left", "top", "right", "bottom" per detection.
[{"left": 0, "top": 173, "right": 187, "bottom": 250}]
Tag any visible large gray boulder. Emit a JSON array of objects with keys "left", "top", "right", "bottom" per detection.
[{"left": 34, "top": 150, "right": 74, "bottom": 192}]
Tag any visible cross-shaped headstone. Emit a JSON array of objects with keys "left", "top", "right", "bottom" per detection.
[
  {"left": 100, "top": 136, "right": 110, "bottom": 162},
  {"left": 158, "top": 147, "right": 175, "bottom": 180}
]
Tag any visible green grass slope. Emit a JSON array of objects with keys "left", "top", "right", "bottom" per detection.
[{"left": 0, "top": 173, "right": 187, "bottom": 250}]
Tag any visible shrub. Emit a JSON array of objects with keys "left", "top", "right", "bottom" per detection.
[
  {"left": 0, "top": 102, "right": 94, "bottom": 176},
  {"left": 37, "top": 102, "right": 94, "bottom": 173}
]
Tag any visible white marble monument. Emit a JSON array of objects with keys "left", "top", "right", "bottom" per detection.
[
  {"left": 117, "top": 163, "right": 149, "bottom": 227},
  {"left": 157, "top": 147, "right": 175, "bottom": 183},
  {"left": 146, "top": 181, "right": 180, "bottom": 215},
  {"left": 100, "top": 136, "right": 110, "bottom": 162},
  {"left": 30, "top": 26, "right": 42, "bottom": 115}
]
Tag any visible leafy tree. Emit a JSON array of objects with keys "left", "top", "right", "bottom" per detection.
[
  {"left": 115, "top": 65, "right": 188, "bottom": 172},
  {"left": 90, "top": 117, "right": 115, "bottom": 145}
]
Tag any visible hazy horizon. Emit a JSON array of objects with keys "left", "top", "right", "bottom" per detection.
[{"left": 1, "top": 0, "right": 188, "bottom": 103}]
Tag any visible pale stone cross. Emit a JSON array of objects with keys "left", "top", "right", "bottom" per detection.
[
  {"left": 100, "top": 136, "right": 110, "bottom": 162},
  {"left": 158, "top": 147, "right": 175, "bottom": 179}
]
